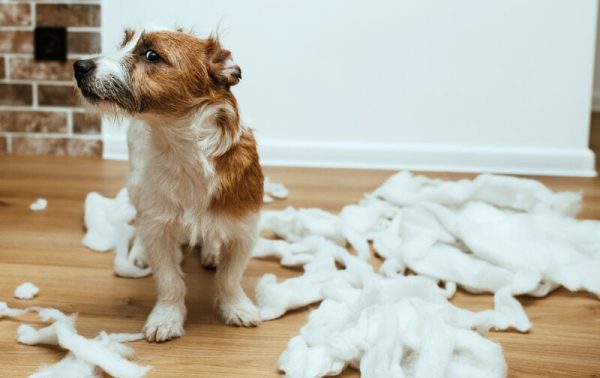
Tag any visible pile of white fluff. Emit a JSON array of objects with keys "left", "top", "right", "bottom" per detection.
[
  {"left": 82, "top": 172, "right": 600, "bottom": 377},
  {"left": 253, "top": 172, "right": 600, "bottom": 377},
  {"left": 0, "top": 301, "right": 150, "bottom": 377},
  {"left": 82, "top": 188, "right": 151, "bottom": 278}
]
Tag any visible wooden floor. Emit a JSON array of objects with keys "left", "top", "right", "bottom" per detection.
[{"left": 0, "top": 147, "right": 599, "bottom": 377}]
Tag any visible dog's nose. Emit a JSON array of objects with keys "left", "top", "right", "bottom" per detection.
[{"left": 73, "top": 59, "right": 96, "bottom": 78}]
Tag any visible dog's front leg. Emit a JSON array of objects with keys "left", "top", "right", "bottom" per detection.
[
  {"left": 139, "top": 217, "right": 186, "bottom": 342},
  {"left": 215, "top": 232, "right": 260, "bottom": 327}
]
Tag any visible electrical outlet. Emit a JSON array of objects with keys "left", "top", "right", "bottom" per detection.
[{"left": 34, "top": 27, "right": 67, "bottom": 61}]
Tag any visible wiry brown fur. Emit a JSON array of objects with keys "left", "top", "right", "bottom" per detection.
[
  {"left": 116, "top": 30, "right": 241, "bottom": 116},
  {"left": 211, "top": 131, "right": 264, "bottom": 217}
]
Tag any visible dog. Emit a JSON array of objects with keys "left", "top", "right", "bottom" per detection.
[{"left": 73, "top": 27, "right": 264, "bottom": 342}]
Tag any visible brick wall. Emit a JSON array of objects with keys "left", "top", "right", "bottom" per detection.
[{"left": 0, "top": 1, "right": 102, "bottom": 157}]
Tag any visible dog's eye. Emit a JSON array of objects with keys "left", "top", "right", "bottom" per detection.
[{"left": 145, "top": 50, "right": 160, "bottom": 62}]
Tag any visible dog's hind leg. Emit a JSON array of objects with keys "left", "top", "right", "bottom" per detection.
[{"left": 128, "top": 232, "right": 149, "bottom": 268}]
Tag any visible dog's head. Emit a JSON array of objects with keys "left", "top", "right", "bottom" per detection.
[{"left": 73, "top": 27, "right": 241, "bottom": 118}]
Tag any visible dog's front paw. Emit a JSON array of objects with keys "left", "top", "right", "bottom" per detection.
[
  {"left": 219, "top": 296, "right": 261, "bottom": 327},
  {"left": 144, "top": 302, "right": 186, "bottom": 342}
]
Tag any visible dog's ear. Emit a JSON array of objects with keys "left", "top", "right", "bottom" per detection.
[{"left": 207, "top": 38, "right": 242, "bottom": 87}]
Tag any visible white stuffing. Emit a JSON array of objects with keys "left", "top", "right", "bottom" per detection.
[
  {"left": 113, "top": 223, "right": 152, "bottom": 278},
  {"left": 81, "top": 171, "right": 600, "bottom": 377},
  {"left": 0, "top": 301, "right": 150, "bottom": 378},
  {"left": 29, "top": 198, "right": 48, "bottom": 211},
  {"left": 277, "top": 278, "right": 509, "bottom": 378},
  {"left": 0, "top": 301, "right": 30, "bottom": 318},
  {"left": 252, "top": 171, "right": 600, "bottom": 377},
  {"left": 14, "top": 282, "right": 39, "bottom": 300},
  {"left": 51, "top": 324, "right": 149, "bottom": 378},
  {"left": 82, "top": 189, "right": 136, "bottom": 253},
  {"left": 82, "top": 189, "right": 151, "bottom": 278},
  {"left": 264, "top": 176, "right": 289, "bottom": 203},
  {"left": 29, "top": 352, "right": 98, "bottom": 378}
]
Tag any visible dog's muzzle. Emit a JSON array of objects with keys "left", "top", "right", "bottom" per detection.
[
  {"left": 73, "top": 59, "right": 101, "bottom": 102},
  {"left": 73, "top": 59, "right": 96, "bottom": 81}
]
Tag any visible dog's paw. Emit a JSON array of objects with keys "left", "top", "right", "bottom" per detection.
[
  {"left": 200, "top": 250, "right": 218, "bottom": 270},
  {"left": 219, "top": 296, "right": 261, "bottom": 327},
  {"left": 144, "top": 302, "right": 185, "bottom": 342},
  {"left": 129, "top": 235, "right": 149, "bottom": 269},
  {"left": 200, "top": 242, "right": 220, "bottom": 270}
]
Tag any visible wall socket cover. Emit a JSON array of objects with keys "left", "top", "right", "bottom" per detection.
[{"left": 34, "top": 27, "right": 67, "bottom": 61}]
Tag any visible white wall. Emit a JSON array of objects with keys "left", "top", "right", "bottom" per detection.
[
  {"left": 102, "top": 0, "right": 597, "bottom": 176},
  {"left": 592, "top": 2, "right": 600, "bottom": 111}
]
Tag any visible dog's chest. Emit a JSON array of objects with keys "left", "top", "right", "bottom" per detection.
[{"left": 152, "top": 150, "right": 217, "bottom": 210}]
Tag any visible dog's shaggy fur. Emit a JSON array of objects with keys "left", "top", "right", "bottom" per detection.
[{"left": 74, "top": 27, "right": 263, "bottom": 342}]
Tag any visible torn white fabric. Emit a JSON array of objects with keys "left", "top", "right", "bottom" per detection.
[
  {"left": 29, "top": 198, "right": 48, "bottom": 211},
  {"left": 14, "top": 282, "right": 39, "bottom": 300},
  {"left": 0, "top": 301, "right": 150, "bottom": 378},
  {"left": 253, "top": 171, "right": 600, "bottom": 377}
]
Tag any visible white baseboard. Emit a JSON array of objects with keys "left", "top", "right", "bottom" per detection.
[
  {"left": 593, "top": 92, "right": 600, "bottom": 112},
  {"left": 103, "top": 135, "right": 596, "bottom": 177}
]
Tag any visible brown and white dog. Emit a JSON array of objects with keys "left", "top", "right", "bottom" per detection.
[{"left": 73, "top": 27, "right": 263, "bottom": 342}]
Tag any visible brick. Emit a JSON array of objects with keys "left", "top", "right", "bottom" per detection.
[
  {"left": 73, "top": 112, "right": 100, "bottom": 134},
  {"left": 0, "top": 136, "right": 6, "bottom": 153},
  {"left": 0, "top": 111, "right": 67, "bottom": 133},
  {"left": 12, "top": 137, "right": 102, "bottom": 157},
  {"left": 0, "top": 3, "right": 31, "bottom": 26},
  {"left": 0, "top": 83, "right": 32, "bottom": 105},
  {"left": 38, "top": 84, "right": 80, "bottom": 107},
  {"left": 0, "top": 31, "right": 33, "bottom": 53},
  {"left": 68, "top": 32, "right": 100, "bottom": 54},
  {"left": 36, "top": 4, "right": 100, "bottom": 27},
  {"left": 10, "top": 58, "right": 75, "bottom": 80}
]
